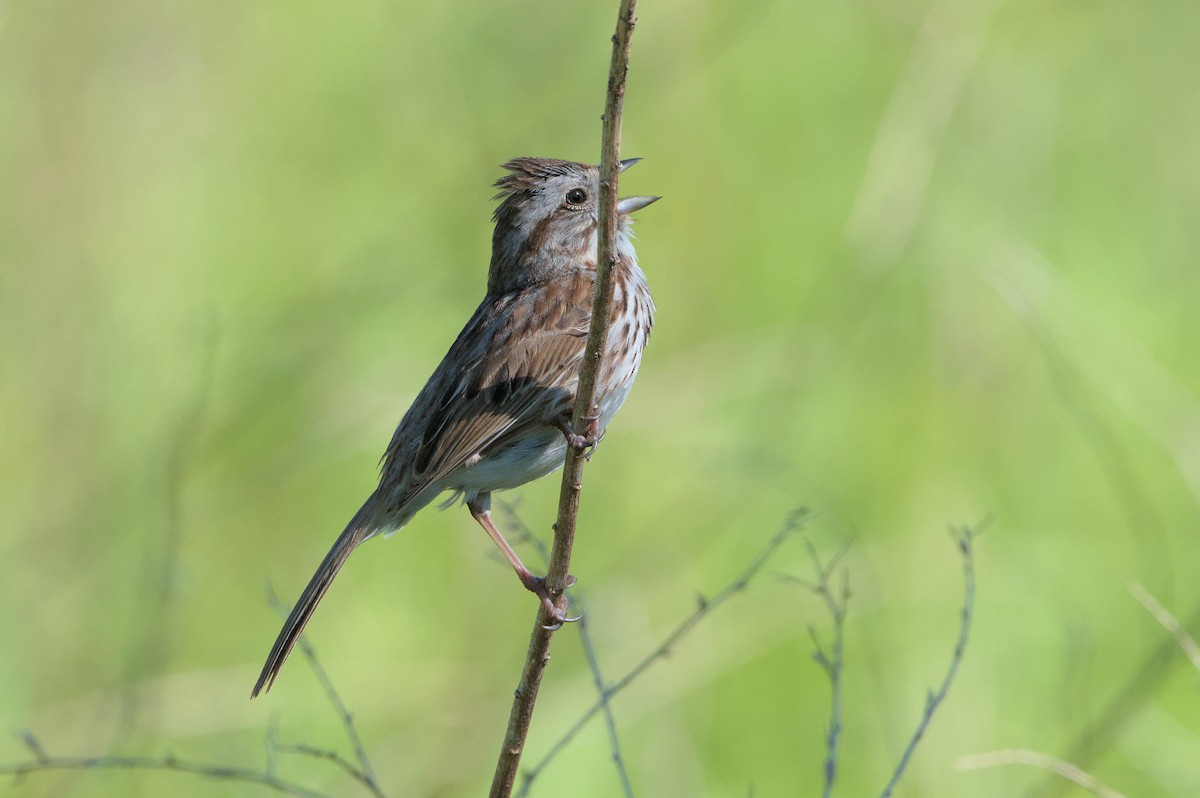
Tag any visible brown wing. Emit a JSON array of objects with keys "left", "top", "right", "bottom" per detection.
[{"left": 378, "top": 275, "right": 592, "bottom": 506}]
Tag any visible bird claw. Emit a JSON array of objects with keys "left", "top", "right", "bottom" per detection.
[
  {"left": 525, "top": 573, "right": 580, "bottom": 630},
  {"left": 542, "top": 610, "right": 583, "bottom": 631},
  {"left": 556, "top": 408, "right": 602, "bottom": 459}
]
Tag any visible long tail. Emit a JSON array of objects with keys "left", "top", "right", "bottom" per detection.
[{"left": 251, "top": 501, "right": 377, "bottom": 697}]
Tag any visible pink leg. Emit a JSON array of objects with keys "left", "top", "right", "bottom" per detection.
[{"left": 467, "top": 495, "right": 574, "bottom": 626}]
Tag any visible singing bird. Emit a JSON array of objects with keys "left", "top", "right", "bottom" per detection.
[{"left": 252, "top": 157, "right": 658, "bottom": 696}]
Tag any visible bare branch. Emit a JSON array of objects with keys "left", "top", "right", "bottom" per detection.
[
  {"left": 578, "top": 602, "right": 636, "bottom": 798},
  {"left": 487, "top": 2, "right": 642, "bottom": 797},
  {"left": 499, "top": 500, "right": 551, "bottom": 565},
  {"left": 0, "top": 590, "right": 385, "bottom": 798},
  {"left": 267, "top": 587, "right": 385, "bottom": 798},
  {"left": 878, "top": 521, "right": 983, "bottom": 798},
  {"left": 958, "top": 749, "right": 1128, "bottom": 798},
  {"left": 782, "top": 540, "right": 851, "bottom": 798},
  {"left": 516, "top": 509, "right": 810, "bottom": 797},
  {"left": 1, "top": 730, "right": 332, "bottom": 798},
  {"left": 276, "top": 744, "right": 381, "bottom": 793}
]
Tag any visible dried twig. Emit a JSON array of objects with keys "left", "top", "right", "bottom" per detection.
[
  {"left": 780, "top": 541, "right": 851, "bottom": 798},
  {"left": 486, "top": 2, "right": 642, "bottom": 797},
  {"left": 499, "top": 500, "right": 551, "bottom": 565},
  {"left": 578, "top": 603, "right": 636, "bottom": 798},
  {"left": 276, "top": 744, "right": 379, "bottom": 790},
  {"left": 958, "top": 749, "right": 1128, "bottom": 798},
  {"left": 878, "top": 522, "right": 982, "bottom": 798},
  {"left": 515, "top": 509, "right": 810, "bottom": 797},
  {"left": 0, "top": 591, "right": 385, "bottom": 797},
  {"left": 266, "top": 587, "right": 385, "bottom": 798},
  {"left": 0, "top": 730, "right": 331, "bottom": 798}
]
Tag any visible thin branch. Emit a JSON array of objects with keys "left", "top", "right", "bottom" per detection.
[
  {"left": 1128, "top": 579, "right": 1200, "bottom": 675},
  {"left": 958, "top": 749, "right": 1128, "bottom": 798},
  {"left": 499, "top": 500, "right": 551, "bottom": 565},
  {"left": 276, "top": 744, "right": 379, "bottom": 791},
  {"left": 0, "top": 593, "right": 384, "bottom": 798},
  {"left": 0, "top": 730, "right": 332, "bottom": 798},
  {"left": 781, "top": 541, "right": 851, "bottom": 798},
  {"left": 515, "top": 509, "right": 811, "bottom": 797},
  {"left": 486, "top": 2, "right": 641, "bottom": 797},
  {"left": 578, "top": 603, "right": 636, "bottom": 798},
  {"left": 266, "top": 587, "right": 385, "bottom": 798},
  {"left": 878, "top": 521, "right": 983, "bottom": 798},
  {"left": 500, "top": 501, "right": 633, "bottom": 795}
]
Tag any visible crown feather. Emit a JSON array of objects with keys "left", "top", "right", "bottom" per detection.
[{"left": 493, "top": 157, "right": 588, "bottom": 198}]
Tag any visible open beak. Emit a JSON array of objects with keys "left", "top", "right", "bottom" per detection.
[
  {"left": 615, "top": 158, "right": 659, "bottom": 214},
  {"left": 617, "top": 195, "right": 661, "bottom": 215}
]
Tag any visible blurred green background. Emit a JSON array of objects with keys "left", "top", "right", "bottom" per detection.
[{"left": 3, "top": 0, "right": 1199, "bottom": 795}]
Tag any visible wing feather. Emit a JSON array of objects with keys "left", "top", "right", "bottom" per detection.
[{"left": 380, "top": 276, "right": 591, "bottom": 507}]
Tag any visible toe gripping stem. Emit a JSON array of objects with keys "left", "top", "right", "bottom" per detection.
[
  {"left": 523, "top": 572, "right": 582, "bottom": 630},
  {"left": 556, "top": 405, "right": 602, "bottom": 460}
]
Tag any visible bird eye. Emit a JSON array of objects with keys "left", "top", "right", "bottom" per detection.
[{"left": 565, "top": 188, "right": 588, "bottom": 205}]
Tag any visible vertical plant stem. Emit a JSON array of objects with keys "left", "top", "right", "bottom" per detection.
[{"left": 486, "top": 2, "right": 640, "bottom": 796}]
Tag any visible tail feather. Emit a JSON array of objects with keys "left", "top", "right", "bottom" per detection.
[{"left": 251, "top": 503, "right": 377, "bottom": 697}]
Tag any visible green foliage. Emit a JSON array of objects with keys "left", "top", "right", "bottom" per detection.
[{"left": 2, "top": 0, "right": 1198, "bottom": 795}]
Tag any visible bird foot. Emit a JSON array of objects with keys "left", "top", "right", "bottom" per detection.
[
  {"left": 519, "top": 572, "right": 581, "bottom": 629},
  {"left": 556, "top": 408, "right": 601, "bottom": 459}
]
